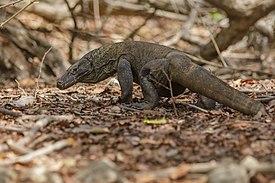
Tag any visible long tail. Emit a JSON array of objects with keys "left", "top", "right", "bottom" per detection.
[{"left": 169, "top": 55, "right": 265, "bottom": 115}]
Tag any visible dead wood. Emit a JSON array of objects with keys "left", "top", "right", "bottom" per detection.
[
  {"left": 0, "top": 107, "right": 21, "bottom": 117},
  {"left": 132, "top": 156, "right": 275, "bottom": 183},
  {"left": 16, "top": 114, "right": 74, "bottom": 146},
  {"left": 0, "top": 20, "right": 70, "bottom": 81},
  {"left": 0, "top": 125, "right": 25, "bottom": 132},
  {"left": 0, "top": 0, "right": 38, "bottom": 28},
  {"left": 0, "top": 115, "right": 74, "bottom": 156},
  {"left": 77, "top": 158, "right": 129, "bottom": 183},
  {"left": 200, "top": 0, "right": 275, "bottom": 60},
  {"left": 208, "top": 164, "right": 249, "bottom": 183},
  {"left": 0, "top": 139, "right": 72, "bottom": 165},
  {"left": 14, "top": 0, "right": 188, "bottom": 22},
  {"left": 94, "top": 0, "right": 189, "bottom": 21},
  {"left": 162, "top": 8, "right": 198, "bottom": 46},
  {"left": 16, "top": 0, "right": 79, "bottom": 22}
]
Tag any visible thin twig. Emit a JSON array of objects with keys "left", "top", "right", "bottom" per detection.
[
  {"left": 15, "top": 79, "right": 27, "bottom": 96},
  {"left": 63, "top": 0, "right": 78, "bottom": 30},
  {"left": 161, "top": 70, "right": 178, "bottom": 116},
  {"left": 64, "top": 0, "right": 78, "bottom": 62},
  {"left": 149, "top": 77, "right": 170, "bottom": 91},
  {"left": 239, "top": 89, "right": 275, "bottom": 93},
  {"left": 35, "top": 47, "right": 52, "bottom": 98},
  {"left": 51, "top": 23, "right": 103, "bottom": 41},
  {"left": 0, "top": 0, "right": 25, "bottom": 9},
  {"left": 228, "top": 67, "right": 275, "bottom": 77},
  {"left": 0, "top": 0, "right": 38, "bottom": 28},
  {"left": 187, "top": 0, "right": 227, "bottom": 67},
  {"left": 185, "top": 53, "right": 223, "bottom": 67},
  {"left": 119, "top": 104, "right": 140, "bottom": 112},
  {"left": 149, "top": 69, "right": 209, "bottom": 114},
  {"left": 255, "top": 96, "right": 275, "bottom": 101},
  {"left": 183, "top": 103, "right": 209, "bottom": 113}
]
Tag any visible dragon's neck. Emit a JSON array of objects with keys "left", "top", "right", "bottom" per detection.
[{"left": 91, "top": 42, "right": 124, "bottom": 64}]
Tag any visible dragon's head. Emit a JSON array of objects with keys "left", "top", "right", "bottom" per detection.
[{"left": 57, "top": 46, "right": 118, "bottom": 90}]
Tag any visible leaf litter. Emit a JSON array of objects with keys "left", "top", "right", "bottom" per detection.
[{"left": 0, "top": 79, "right": 274, "bottom": 182}]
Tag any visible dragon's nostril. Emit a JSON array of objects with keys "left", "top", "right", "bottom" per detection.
[{"left": 57, "top": 80, "right": 63, "bottom": 88}]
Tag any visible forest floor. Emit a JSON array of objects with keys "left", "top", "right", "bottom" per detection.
[
  {"left": 0, "top": 11, "right": 275, "bottom": 183},
  {"left": 0, "top": 78, "right": 274, "bottom": 183}
]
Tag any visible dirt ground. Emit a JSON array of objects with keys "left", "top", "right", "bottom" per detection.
[{"left": 0, "top": 78, "right": 274, "bottom": 183}]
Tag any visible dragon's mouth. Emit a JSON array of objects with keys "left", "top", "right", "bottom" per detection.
[
  {"left": 57, "top": 69, "right": 92, "bottom": 89},
  {"left": 56, "top": 78, "right": 77, "bottom": 90}
]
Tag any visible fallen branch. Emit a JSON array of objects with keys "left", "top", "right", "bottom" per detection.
[
  {"left": 0, "top": 124, "right": 26, "bottom": 132},
  {"left": 162, "top": 7, "right": 197, "bottom": 46},
  {"left": 103, "top": 0, "right": 187, "bottom": 21},
  {"left": 4, "top": 115, "right": 73, "bottom": 155},
  {"left": 2, "top": 20, "right": 70, "bottom": 80},
  {"left": 132, "top": 156, "right": 275, "bottom": 183},
  {"left": 6, "top": 139, "right": 32, "bottom": 154},
  {"left": 201, "top": 0, "right": 275, "bottom": 60},
  {"left": 63, "top": 0, "right": 78, "bottom": 61},
  {"left": 0, "top": 139, "right": 73, "bottom": 165},
  {"left": 0, "top": 108, "right": 22, "bottom": 117},
  {"left": 133, "top": 161, "right": 217, "bottom": 182},
  {"left": 16, "top": 115, "right": 74, "bottom": 146},
  {"left": 29, "top": 133, "right": 55, "bottom": 148}
]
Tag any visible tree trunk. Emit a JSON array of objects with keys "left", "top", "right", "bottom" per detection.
[{"left": 200, "top": 0, "right": 275, "bottom": 60}]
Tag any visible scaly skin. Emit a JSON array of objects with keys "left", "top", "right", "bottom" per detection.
[{"left": 57, "top": 41, "right": 265, "bottom": 115}]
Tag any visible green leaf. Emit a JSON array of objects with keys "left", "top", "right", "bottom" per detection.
[
  {"left": 210, "top": 11, "right": 222, "bottom": 20},
  {"left": 143, "top": 118, "right": 167, "bottom": 124}
]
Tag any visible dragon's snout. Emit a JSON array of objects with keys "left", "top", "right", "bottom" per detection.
[{"left": 56, "top": 79, "right": 64, "bottom": 89}]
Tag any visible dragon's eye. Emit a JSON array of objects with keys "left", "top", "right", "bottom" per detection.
[{"left": 70, "top": 66, "right": 78, "bottom": 75}]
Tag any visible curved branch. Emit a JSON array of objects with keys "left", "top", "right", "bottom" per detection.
[
  {"left": 63, "top": 0, "right": 79, "bottom": 62},
  {"left": 200, "top": 0, "right": 275, "bottom": 60}
]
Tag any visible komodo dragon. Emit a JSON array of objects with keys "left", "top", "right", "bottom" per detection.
[{"left": 57, "top": 41, "right": 265, "bottom": 116}]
